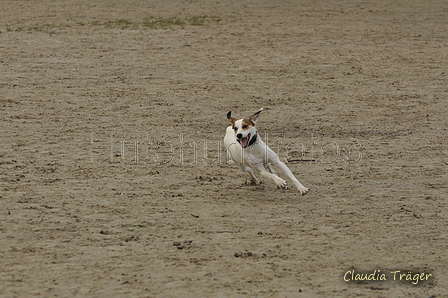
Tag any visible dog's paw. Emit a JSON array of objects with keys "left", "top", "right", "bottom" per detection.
[
  {"left": 298, "top": 187, "right": 310, "bottom": 195},
  {"left": 245, "top": 179, "right": 260, "bottom": 186},
  {"left": 275, "top": 179, "right": 288, "bottom": 190}
]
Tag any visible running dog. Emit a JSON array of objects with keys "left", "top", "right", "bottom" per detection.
[{"left": 224, "top": 108, "right": 310, "bottom": 195}]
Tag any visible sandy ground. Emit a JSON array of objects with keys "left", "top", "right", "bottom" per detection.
[{"left": 1, "top": 0, "right": 447, "bottom": 297}]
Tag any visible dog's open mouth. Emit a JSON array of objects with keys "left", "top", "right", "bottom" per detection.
[{"left": 238, "top": 133, "right": 251, "bottom": 148}]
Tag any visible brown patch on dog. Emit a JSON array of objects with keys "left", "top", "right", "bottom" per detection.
[
  {"left": 229, "top": 117, "right": 237, "bottom": 124},
  {"left": 242, "top": 119, "right": 254, "bottom": 130}
]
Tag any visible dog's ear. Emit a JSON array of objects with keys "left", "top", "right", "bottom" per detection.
[
  {"left": 249, "top": 107, "right": 263, "bottom": 124},
  {"left": 227, "top": 111, "right": 237, "bottom": 123}
]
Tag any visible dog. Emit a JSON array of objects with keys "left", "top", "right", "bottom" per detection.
[{"left": 224, "top": 108, "right": 310, "bottom": 195}]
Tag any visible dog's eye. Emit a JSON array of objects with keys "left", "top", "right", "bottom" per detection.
[
  {"left": 242, "top": 125, "right": 248, "bottom": 129},
  {"left": 233, "top": 127, "right": 237, "bottom": 131}
]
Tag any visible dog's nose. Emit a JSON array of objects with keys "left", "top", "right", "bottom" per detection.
[{"left": 236, "top": 133, "right": 242, "bottom": 139}]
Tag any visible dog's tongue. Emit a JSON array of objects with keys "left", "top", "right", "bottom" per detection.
[{"left": 240, "top": 134, "right": 250, "bottom": 148}]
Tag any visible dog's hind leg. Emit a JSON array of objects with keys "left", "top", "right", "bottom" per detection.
[
  {"left": 239, "top": 164, "right": 260, "bottom": 186},
  {"left": 266, "top": 163, "right": 277, "bottom": 175},
  {"left": 273, "top": 161, "right": 309, "bottom": 195},
  {"left": 251, "top": 163, "right": 287, "bottom": 189}
]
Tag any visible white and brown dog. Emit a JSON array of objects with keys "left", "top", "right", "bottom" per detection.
[{"left": 224, "top": 108, "right": 310, "bottom": 195}]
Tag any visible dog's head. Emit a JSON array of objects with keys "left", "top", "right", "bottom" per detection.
[{"left": 227, "top": 108, "right": 263, "bottom": 148}]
